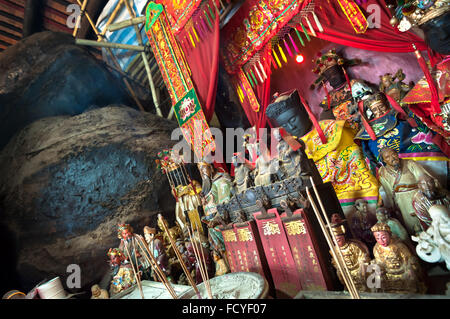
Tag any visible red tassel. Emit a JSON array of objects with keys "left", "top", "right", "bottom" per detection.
[
  {"left": 298, "top": 92, "right": 327, "bottom": 144},
  {"left": 413, "top": 44, "right": 440, "bottom": 115},
  {"left": 384, "top": 93, "right": 417, "bottom": 127},
  {"left": 358, "top": 101, "right": 377, "bottom": 141},
  {"left": 322, "top": 81, "right": 331, "bottom": 110},
  {"left": 342, "top": 67, "right": 353, "bottom": 99}
]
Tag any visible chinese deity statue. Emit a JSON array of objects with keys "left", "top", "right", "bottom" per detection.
[
  {"left": 378, "top": 69, "right": 414, "bottom": 102},
  {"left": 231, "top": 153, "right": 254, "bottom": 194},
  {"left": 412, "top": 174, "right": 450, "bottom": 230},
  {"left": 213, "top": 251, "right": 229, "bottom": 277},
  {"left": 348, "top": 199, "right": 378, "bottom": 249},
  {"left": 273, "top": 127, "right": 311, "bottom": 181},
  {"left": 378, "top": 147, "right": 438, "bottom": 235},
  {"left": 156, "top": 150, "right": 203, "bottom": 233},
  {"left": 371, "top": 222, "right": 426, "bottom": 294},
  {"left": 376, "top": 207, "right": 411, "bottom": 246},
  {"left": 312, "top": 49, "right": 362, "bottom": 131},
  {"left": 107, "top": 248, "right": 136, "bottom": 296},
  {"left": 354, "top": 91, "right": 447, "bottom": 179},
  {"left": 266, "top": 89, "right": 379, "bottom": 216},
  {"left": 330, "top": 222, "right": 371, "bottom": 292},
  {"left": 143, "top": 226, "right": 171, "bottom": 282},
  {"left": 411, "top": 204, "right": 450, "bottom": 270},
  {"left": 253, "top": 145, "right": 277, "bottom": 186},
  {"left": 198, "top": 161, "right": 234, "bottom": 217},
  {"left": 91, "top": 285, "right": 109, "bottom": 299}
]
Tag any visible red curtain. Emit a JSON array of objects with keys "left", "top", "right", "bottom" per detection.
[
  {"left": 313, "top": 0, "right": 428, "bottom": 52},
  {"left": 177, "top": 3, "right": 220, "bottom": 123}
]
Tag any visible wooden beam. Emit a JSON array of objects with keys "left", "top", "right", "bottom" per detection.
[{"left": 23, "top": 0, "right": 44, "bottom": 37}]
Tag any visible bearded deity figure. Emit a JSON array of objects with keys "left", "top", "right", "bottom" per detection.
[
  {"left": 378, "top": 147, "right": 437, "bottom": 235},
  {"left": 311, "top": 49, "right": 362, "bottom": 131},
  {"left": 371, "top": 222, "right": 426, "bottom": 294},
  {"left": 266, "top": 89, "right": 379, "bottom": 216},
  {"left": 330, "top": 222, "right": 371, "bottom": 292},
  {"left": 412, "top": 174, "right": 450, "bottom": 230}
]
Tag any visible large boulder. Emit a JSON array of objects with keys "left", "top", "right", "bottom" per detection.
[
  {"left": 0, "top": 106, "right": 179, "bottom": 294},
  {"left": 0, "top": 31, "right": 134, "bottom": 151}
]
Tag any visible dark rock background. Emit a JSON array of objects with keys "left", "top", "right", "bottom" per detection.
[
  {"left": 0, "top": 106, "right": 178, "bottom": 294},
  {"left": 0, "top": 31, "right": 135, "bottom": 151}
]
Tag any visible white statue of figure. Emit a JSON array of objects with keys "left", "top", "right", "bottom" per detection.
[{"left": 411, "top": 204, "right": 450, "bottom": 270}]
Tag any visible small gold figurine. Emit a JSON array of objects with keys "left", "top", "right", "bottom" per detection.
[
  {"left": 330, "top": 223, "right": 371, "bottom": 292},
  {"left": 371, "top": 222, "right": 426, "bottom": 294}
]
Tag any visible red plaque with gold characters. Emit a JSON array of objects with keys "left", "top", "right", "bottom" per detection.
[
  {"left": 281, "top": 208, "right": 334, "bottom": 291},
  {"left": 220, "top": 226, "right": 240, "bottom": 273},
  {"left": 233, "top": 221, "right": 273, "bottom": 285},
  {"left": 253, "top": 208, "right": 302, "bottom": 298}
]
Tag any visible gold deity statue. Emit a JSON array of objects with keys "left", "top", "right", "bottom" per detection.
[
  {"left": 330, "top": 223, "right": 371, "bottom": 292},
  {"left": 371, "top": 222, "right": 426, "bottom": 294}
]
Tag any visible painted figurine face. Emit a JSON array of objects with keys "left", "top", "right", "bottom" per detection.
[
  {"left": 418, "top": 176, "right": 438, "bottom": 199},
  {"left": 368, "top": 100, "right": 390, "bottom": 118},
  {"left": 376, "top": 209, "right": 389, "bottom": 223},
  {"left": 356, "top": 200, "right": 368, "bottom": 213},
  {"left": 109, "top": 254, "right": 122, "bottom": 267},
  {"left": 121, "top": 229, "right": 132, "bottom": 240},
  {"left": 275, "top": 108, "right": 310, "bottom": 138},
  {"left": 336, "top": 234, "right": 346, "bottom": 247},
  {"left": 381, "top": 148, "right": 400, "bottom": 169},
  {"left": 374, "top": 231, "right": 391, "bottom": 247}
]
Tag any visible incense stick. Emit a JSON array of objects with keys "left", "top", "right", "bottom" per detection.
[
  {"left": 158, "top": 214, "right": 201, "bottom": 297},
  {"left": 135, "top": 235, "right": 178, "bottom": 299},
  {"left": 135, "top": 236, "right": 177, "bottom": 298},
  {"left": 305, "top": 187, "right": 359, "bottom": 299},
  {"left": 308, "top": 177, "right": 361, "bottom": 299},
  {"left": 187, "top": 225, "right": 212, "bottom": 299},
  {"left": 194, "top": 223, "right": 213, "bottom": 299},
  {"left": 123, "top": 240, "right": 145, "bottom": 299}
]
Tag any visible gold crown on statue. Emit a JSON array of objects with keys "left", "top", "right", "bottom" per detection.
[
  {"left": 312, "top": 49, "right": 344, "bottom": 75},
  {"left": 371, "top": 222, "right": 391, "bottom": 233},
  {"left": 330, "top": 224, "right": 346, "bottom": 236},
  {"left": 363, "top": 92, "right": 387, "bottom": 109}
]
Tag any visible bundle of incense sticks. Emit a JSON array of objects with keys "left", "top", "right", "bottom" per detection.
[
  {"left": 134, "top": 235, "right": 178, "bottom": 299},
  {"left": 306, "top": 177, "right": 360, "bottom": 299},
  {"left": 158, "top": 214, "right": 202, "bottom": 298},
  {"left": 123, "top": 239, "right": 145, "bottom": 299},
  {"left": 187, "top": 223, "right": 213, "bottom": 299}
]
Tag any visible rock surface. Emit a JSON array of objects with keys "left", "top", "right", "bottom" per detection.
[
  {"left": 0, "top": 106, "right": 178, "bottom": 293},
  {"left": 0, "top": 31, "right": 134, "bottom": 150}
]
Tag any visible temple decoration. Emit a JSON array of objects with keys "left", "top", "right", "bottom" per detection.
[
  {"left": 155, "top": 149, "right": 203, "bottom": 233},
  {"left": 220, "top": 0, "right": 305, "bottom": 74},
  {"left": 155, "top": 0, "right": 203, "bottom": 35},
  {"left": 336, "top": 0, "right": 369, "bottom": 34},
  {"left": 145, "top": 2, "right": 215, "bottom": 160}
]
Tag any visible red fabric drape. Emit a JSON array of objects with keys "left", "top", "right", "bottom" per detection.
[
  {"left": 178, "top": 3, "right": 220, "bottom": 123},
  {"left": 314, "top": 0, "right": 428, "bottom": 52}
]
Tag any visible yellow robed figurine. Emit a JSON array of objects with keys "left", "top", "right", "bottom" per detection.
[
  {"left": 371, "top": 222, "right": 426, "bottom": 294},
  {"left": 300, "top": 120, "right": 379, "bottom": 214},
  {"left": 265, "top": 90, "right": 379, "bottom": 216}
]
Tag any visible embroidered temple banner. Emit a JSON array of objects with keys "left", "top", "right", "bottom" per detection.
[
  {"left": 336, "top": 0, "right": 368, "bottom": 34},
  {"left": 155, "top": 0, "right": 202, "bottom": 34},
  {"left": 145, "top": 2, "right": 215, "bottom": 159},
  {"left": 220, "top": 0, "right": 304, "bottom": 74}
]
